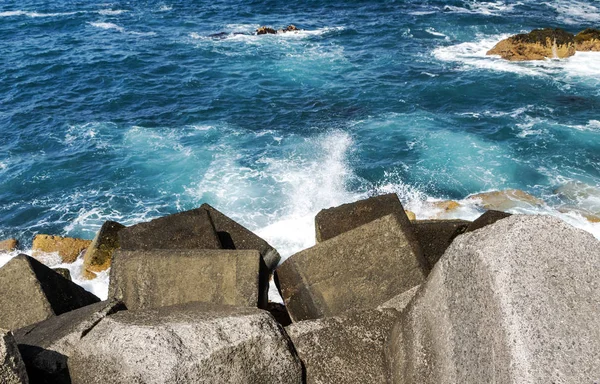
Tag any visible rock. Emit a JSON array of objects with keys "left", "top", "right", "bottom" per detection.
[
  {"left": 109, "top": 249, "right": 268, "bottom": 310},
  {"left": 575, "top": 28, "right": 600, "bottom": 51},
  {"left": 0, "top": 255, "right": 100, "bottom": 330},
  {"left": 278, "top": 214, "right": 427, "bottom": 322},
  {"left": 287, "top": 308, "right": 398, "bottom": 384},
  {"left": 405, "top": 210, "right": 416, "bottom": 221},
  {"left": 487, "top": 28, "right": 576, "bottom": 61},
  {"left": 82, "top": 221, "right": 125, "bottom": 279},
  {"left": 412, "top": 220, "right": 470, "bottom": 270},
  {"left": 13, "top": 300, "right": 125, "bottom": 384},
  {"left": 432, "top": 200, "right": 461, "bottom": 212},
  {"left": 466, "top": 189, "right": 543, "bottom": 211},
  {"left": 315, "top": 193, "right": 414, "bottom": 242},
  {"left": 257, "top": 26, "right": 277, "bottom": 35},
  {"left": 465, "top": 210, "right": 511, "bottom": 233},
  {"left": 68, "top": 302, "right": 303, "bottom": 384},
  {"left": 1, "top": 329, "right": 28, "bottom": 384},
  {"left": 0, "top": 238, "right": 18, "bottom": 252},
  {"left": 201, "top": 203, "right": 281, "bottom": 270},
  {"left": 52, "top": 268, "right": 71, "bottom": 281},
  {"left": 118, "top": 208, "right": 221, "bottom": 251},
  {"left": 387, "top": 215, "right": 600, "bottom": 383},
  {"left": 32, "top": 235, "right": 92, "bottom": 264}
]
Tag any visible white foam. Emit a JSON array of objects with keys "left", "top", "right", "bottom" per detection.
[
  {"left": 443, "top": 1, "right": 518, "bottom": 16},
  {"left": 425, "top": 27, "right": 449, "bottom": 40},
  {"left": 0, "top": 10, "right": 78, "bottom": 17},
  {"left": 159, "top": 5, "right": 173, "bottom": 11},
  {"left": 0, "top": 161, "right": 6, "bottom": 170},
  {"left": 204, "top": 26, "right": 345, "bottom": 43},
  {"left": 89, "top": 21, "right": 125, "bottom": 32},
  {"left": 98, "top": 9, "right": 127, "bottom": 15},
  {"left": 545, "top": 0, "right": 600, "bottom": 24}
]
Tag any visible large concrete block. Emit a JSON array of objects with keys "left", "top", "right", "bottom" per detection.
[
  {"left": 412, "top": 220, "right": 470, "bottom": 270},
  {"left": 278, "top": 214, "right": 427, "bottom": 322},
  {"left": 118, "top": 208, "right": 221, "bottom": 251},
  {"left": 287, "top": 308, "right": 398, "bottom": 384},
  {"left": 109, "top": 249, "right": 267, "bottom": 310},
  {"left": 14, "top": 300, "right": 125, "bottom": 384},
  {"left": 0, "top": 255, "right": 100, "bottom": 330},
  {"left": 201, "top": 203, "right": 281, "bottom": 270},
  {"left": 68, "top": 302, "right": 303, "bottom": 384},
  {"left": 315, "top": 193, "right": 414, "bottom": 243},
  {"left": 32, "top": 235, "right": 91, "bottom": 264},
  {"left": 465, "top": 210, "right": 511, "bottom": 233},
  {"left": 82, "top": 220, "right": 125, "bottom": 279},
  {"left": 387, "top": 215, "right": 600, "bottom": 383},
  {"left": 1, "top": 329, "right": 28, "bottom": 384}
]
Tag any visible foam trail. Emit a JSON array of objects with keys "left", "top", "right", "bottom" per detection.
[
  {"left": 0, "top": 10, "right": 78, "bottom": 17},
  {"left": 89, "top": 22, "right": 125, "bottom": 33}
]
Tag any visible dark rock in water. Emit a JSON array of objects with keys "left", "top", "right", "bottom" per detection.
[
  {"left": 387, "top": 215, "right": 600, "bottom": 383},
  {"left": 82, "top": 220, "right": 125, "bottom": 280},
  {"left": 286, "top": 308, "right": 398, "bottom": 384},
  {"left": 315, "top": 193, "right": 415, "bottom": 243},
  {"left": 1, "top": 329, "right": 29, "bottom": 384},
  {"left": 412, "top": 219, "right": 470, "bottom": 271},
  {"left": 0, "top": 255, "right": 100, "bottom": 330},
  {"left": 575, "top": 28, "right": 600, "bottom": 51},
  {"left": 52, "top": 268, "right": 71, "bottom": 281},
  {"left": 257, "top": 26, "right": 277, "bottom": 35},
  {"left": 487, "top": 28, "right": 576, "bottom": 60},
  {"left": 281, "top": 25, "right": 299, "bottom": 32},
  {"left": 208, "top": 31, "right": 229, "bottom": 39},
  {"left": 109, "top": 248, "right": 268, "bottom": 310},
  {"left": 278, "top": 214, "right": 427, "bottom": 322},
  {"left": 68, "top": 302, "right": 303, "bottom": 384},
  {"left": 201, "top": 203, "right": 281, "bottom": 270},
  {"left": 14, "top": 300, "right": 125, "bottom": 384},
  {"left": 118, "top": 208, "right": 222, "bottom": 251},
  {"left": 465, "top": 210, "right": 511, "bottom": 233},
  {"left": 0, "top": 238, "right": 18, "bottom": 252}
]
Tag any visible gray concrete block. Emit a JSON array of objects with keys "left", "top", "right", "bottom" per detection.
[
  {"left": 1, "top": 329, "right": 28, "bottom": 384},
  {"left": 412, "top": 220, "right": 470, "bottom": 270}
]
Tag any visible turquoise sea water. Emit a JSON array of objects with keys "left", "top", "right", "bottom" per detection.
[{"left": 1, "top": 0, "right": 600, "bottom": 269}]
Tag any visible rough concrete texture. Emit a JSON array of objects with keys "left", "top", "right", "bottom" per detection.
[
  {"left": 201, "top": 203, "right": 281, "bottom": 270},
  {"left": 0, "top": 238, "right": 18, "bottom": 252},
  {"left": 82, "top": 221, "right": 125, "bottom": 278},
  {"left": 287, "top": 308, "right": 398, "bottom": 384},
  {"left": 118, "top": 208, "right": 221, "bottom": 251},
  {"left": 378, "top": 285, "right": 420, "bottom": 312},
  {"left": 14, "top": 300, "right": 125, "bottom": 384},
  {"left": 32, "top": 235, "right": 91, "bottom": 264},
  {"left": 109, "top": 249, "right": 267, "bottom": 310},
  {"left": 314, "top": 193, "right": 415, "bottom": 243},
  {"left": 465, "top": 210, "right": 511, "bottom": 233},
  {"left": 69, "top": 302, "right": 303, "bottom": 384},
  {"left": 412, "top": 220, "right": 470, "bottom": 270},
  {"left": 0, "top": 255, "right": 100, "bottom": 330},
  {"left": 387, "top": 215, "right": 600, "bottom": 384},
  {"left": 1, "top": 329, "right": 29, "bottom": 384},
  {"left": 278, "top": 214, "right": 427, "bottom": 322},
  {"left": 52, "top": 268, "right": 72, "bottom": 281}
]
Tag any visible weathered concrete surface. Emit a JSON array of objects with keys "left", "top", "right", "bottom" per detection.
[
  {"left": 378, "top": 285, "right": 420, "bottom": 312},
  {"left": 387, "top": 215, "right": 600, "bottom": 384},
  {"left": 109, "top": 249, "right": 267, "bottom": 310},
  {"left": 82, "top": 221, "right": 125, "bottom": 279},
  {"left": 14, "top": 300, "right": 125, "bottom": 384},
  {"left": 69, "top": 302, "right": 303, "bottom": 384},
  {"left": 52, "top": 268, "right": 72, "bottom": 281},
  {"left": 0, "top": 238, "right": 18, "bottom": 252},
  {"left": 32, "top": 235, "right": 92, "bottom": 264},
  {"left": 201, "top": 203, "right": 281, "bottom": 270},
  {"left": 0, "top": 255, "right": 100, "bottom": 330},
  {"left": 1, "top": 329, "right": 28, "bottom": 384},
  {"left": 315, "top": 193, "right": 415, "bottom": 243},
  {"left": 278, "top": 214, "right": 427, "bottom": 322},
  {"left": 412, "top": 220, "right": 470, "bottom": 270},
  {"left": 118, "top": 208, "right": 221, "bottom": 251},
  {"left": 465, "top": 210, "right": 511, "bottom": 233},
  {"left": 287, "top": 308, "right": 398, "bottom": 384}
]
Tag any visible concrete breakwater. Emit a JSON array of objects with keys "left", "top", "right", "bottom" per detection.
[{"left": 1, "top": 193, "right": 600, "bottom": 383}]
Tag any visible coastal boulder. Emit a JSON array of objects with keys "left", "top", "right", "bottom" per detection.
[
  {"left": 68, "top": 302, "right": 303, "bottom": 384},
  {"left": 118, "top": 208, "right": 221, "bottom": 251},
  {"left": 315, "top": 193, "right": 415, "bottom": 242},
  {"left": 201, "top": 203, "right": 281, "bottom": 270},
  {"left": 0, "top": 255, "right": 100, "bottom": 330},
  {"left": 109, "top": 249, "right": 268, "bottom": 310},
  {"left": 1, "top": 329, "right": 28, "bottom": 384},
  {"left": 575, "top": 28, "right": 600, "bottom": 51},
  {"left": 0, "top": 239, "right": 18, "bottom": 252},
  {"left": 487, "top": 28, "right": 576, "bottom": 61},
  {"left": 13, "top": 300, "right": 125, "bottom": 384},
  {"left": 257, "top": 26, "right": 277, "bottom": 35},
  {"left": 286, "top": 308, "right": 399, "bottom": 384},
  {"left": 82, "top": 221, "right": 125, "bottom": 279},
  {"left": 278, "top": 214, "right": 427, "bottom": 322},
  {"left": 466, "top": 189, "right": 543, "bottom": 211},
  {"left": 387, "top": 215, "right": 600, "bottom": 383},
  {"left": 32, "top": 235, "right": 91, "bottom": 264},
  {"left": 411, "top": 220, "right": 470, "bottom": 270}
]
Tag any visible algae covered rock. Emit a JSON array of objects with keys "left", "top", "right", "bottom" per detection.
[
  {"left": 487, "top": 28, "right": 576, "bottom": 60},
  {"left": 82, "top": 221, "right": 125, "bottom": 279},
  {"left": 575, "top": 28, "right": 600, "bottom": 51},
  {"left": 0, "top": 239, "right": 18, "bottom": 252},
  {"left": 32, "top": 235, "right": 91, "bottom": 264}
]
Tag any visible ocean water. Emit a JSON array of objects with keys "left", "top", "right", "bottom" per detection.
[{"left": 1, "top": 0, "right": 599, "bottom": 298}]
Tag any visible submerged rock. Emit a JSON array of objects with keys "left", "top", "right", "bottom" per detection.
[
  {"left": 32, "top": 235, "right": 91, "bottom": 264},
  {"left": 575, "top": 28, "right": 600, "bottom": 51},
  {"left": 487, "top": 28, "right": 576, "bottom": 61},
  {"left": 466, "top": 189, "right": 543, "bottom": 211},
  {"left": 0, "top": 238, "right": 18, "bottom": 253},
  {"left": 257, "top": 26, "right": 277, "bottom": 35}
]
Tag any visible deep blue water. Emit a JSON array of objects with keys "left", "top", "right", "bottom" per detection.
[{"left": 1, "top": 0, "right": 600, "bottom": 257}]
